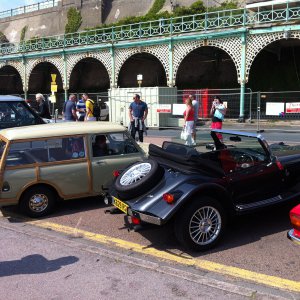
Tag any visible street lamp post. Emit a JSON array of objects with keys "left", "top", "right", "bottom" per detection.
[{"left": 137, "top": 74, "right": 143, "bottom": 88}]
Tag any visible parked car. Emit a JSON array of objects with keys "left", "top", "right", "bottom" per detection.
[
  {"left": 108, "top": 130, "right": 300, "bottom": 251},
  {"left": 99, "top": 101, "right": 109, "bottom": 121},
  {"left": 0, "top": 95, "right": 46, "bottom": 129},
  {"left": 287, "top": 204, "right": 300, "bottom": 245},
  {"left": 0, "top": 122, "right": 145, "bottom": 217}
]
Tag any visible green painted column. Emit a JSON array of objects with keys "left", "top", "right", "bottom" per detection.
[
  {"left": 22, "top": 56, "right": 28, "bottom": 99},
  {"left": 63, "top": 52, "right": 68, "bottom": 102},
  {"left": 110, "top": 46, "right": 116, "bottom": 88},
  {"left": 168, "top": 39, "right": 174, "bottom": 87},
  {"left": 239, "top": 32, "right": 247, "bottom": 122}
]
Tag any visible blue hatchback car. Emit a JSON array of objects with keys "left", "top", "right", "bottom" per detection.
[{"left": 0, "top": 95, "right": 46, "bottom": 129}]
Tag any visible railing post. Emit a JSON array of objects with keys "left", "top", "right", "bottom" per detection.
[
  {"left": 239, "top": 32, "right": 247, "bottom": 122},
  {"left": 243, "top": 8, "right": 246, "bottom": 26},
  {"left": 286, "top": 2, "right": 289, "bottom": 22},
  {"left": 205, "top": 12, "right": 208, "bottom": 30}
]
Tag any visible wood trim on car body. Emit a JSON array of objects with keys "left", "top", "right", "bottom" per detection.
[
  {"left": 0, "top": 134, "right": 94, "bottom": 204},
  {"left": 84, "top": 135, "right": 93, "bottom": 194},
  {"left": 0, "top": 137, "right": 10, "bottom": 194}
]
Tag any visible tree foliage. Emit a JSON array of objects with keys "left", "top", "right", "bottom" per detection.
[{"left": 65, "top": 7, "right": 82, "bottom": 34}]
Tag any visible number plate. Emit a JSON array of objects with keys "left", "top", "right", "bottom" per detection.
[{"left": 113, "top": 197, "right": 129, "bottom": 214}]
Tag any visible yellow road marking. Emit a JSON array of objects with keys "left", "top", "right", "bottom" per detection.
[{"left": 29, "top": 219, "right": 300, "bottom": 293}]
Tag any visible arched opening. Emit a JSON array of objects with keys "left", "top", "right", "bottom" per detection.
[
  {"left": 28, "top": 62, "right": 63, "bottom": 95},
  {"left": 176, "top": 46, "right": 238, "bottom": 89},
  {"left": 118, "top": 53, "right": 167, "bottom": 87},
  {"left": 69, "top": 58, "right": 110, "bottom": 93},
  {"left": 248, "top": 39, "right": 300, "bottom": 91},
  {"left": 0, "top": 66, "right": 23, "bottom": 95}
]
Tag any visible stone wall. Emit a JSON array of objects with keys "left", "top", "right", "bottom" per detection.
[
  {"left": 0, "top": 0, "right": 102, "bottom": 43},
  {"left": 0, "top": 0, "right": 250, "bottom": 43}
]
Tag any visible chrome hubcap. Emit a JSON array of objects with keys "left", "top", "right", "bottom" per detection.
[
  {"left": 189, "top": 206, "right": 221, "bottom": 245},
  {"left": 29, "top": 194, "right": 48, "bottom": 212},
  {"left": 120, "top": 163, "right": 151, "bottom": 186}
]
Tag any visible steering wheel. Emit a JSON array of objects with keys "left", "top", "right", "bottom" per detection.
[{"left": 235, "top": 153, "right": 254, "bottom": 168}]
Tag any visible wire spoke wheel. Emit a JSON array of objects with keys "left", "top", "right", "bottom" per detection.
[
  {"left": 189, "top": 206, "right": 222, "bottom": 246},
  {"left": 120, "top": 162, "right": 152, "bottom": 186}
]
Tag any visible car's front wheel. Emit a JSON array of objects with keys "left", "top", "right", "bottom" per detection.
[
  {"left": 175, "top": 197, "right": 226, "bottom": 251},
  {"left": 20, "top": 186, "right": 56, "bottom": 218}
]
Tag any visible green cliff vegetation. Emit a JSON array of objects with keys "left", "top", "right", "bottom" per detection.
[
  {"left": 20, "top": 25, "right": 28, "bottom": 42},
  {"left": 0, "top": 31, "right": 9, "bottom": 44},
  {"left": 65, "top": 7, "right": 82, "bottom": 34},
  {"left": 87, "top": 0, "right": 238, "bottom": 31}
]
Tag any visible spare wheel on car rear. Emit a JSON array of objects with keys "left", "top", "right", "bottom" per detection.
[{"left": 115, "top": 159, "right": 164, "bottom": 200}]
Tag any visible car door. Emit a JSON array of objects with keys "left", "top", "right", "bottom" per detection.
[
  {"left": 90, "top": 132, "right": 145, "bottom": 193},
  {"left": 225, "top": 148, "right": 285, "bottom": 207}
]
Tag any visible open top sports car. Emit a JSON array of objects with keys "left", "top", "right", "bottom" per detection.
[{"left": 108, "top": 130, "right": 300, "bottom": 251}]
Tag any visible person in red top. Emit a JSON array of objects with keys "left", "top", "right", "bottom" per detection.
[{"left": 183, "top": 97, "right": 195, "bottom": 146}]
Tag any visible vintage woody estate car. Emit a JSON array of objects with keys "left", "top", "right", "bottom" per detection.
[
  {"left": 0, "top": 122, "right": 145, "bottom": 217},
  {"left": 109, "top": 130, "right": 300, "bottom": 251}
]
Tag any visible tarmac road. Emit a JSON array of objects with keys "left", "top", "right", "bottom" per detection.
[{"left": 1, "top": 127, "right": 300, "bottom": 298}]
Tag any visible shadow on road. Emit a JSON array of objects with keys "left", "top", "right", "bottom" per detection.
[
  {"left": 130, "top": 201, "right": 296, "bottom": 256},
  {"left": 0, "top": 254, "right": 79, "bottom": 277}
]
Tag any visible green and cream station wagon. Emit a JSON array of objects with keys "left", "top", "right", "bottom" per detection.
[{"left": 0, "top": 122, "right": 146, "bottom": 217}]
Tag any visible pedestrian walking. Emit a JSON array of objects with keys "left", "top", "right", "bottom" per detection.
[
  {"left": 183, "top": 96, "right": 195, "bottom": 146},
  {"left": 62, "top": 94, "right": 78, "bottom": 122},
  {"left": 191, "top": 95, "right": 199, "bottom": 144},
  {"left": 82, "top": 93, "right": 96, "bottom": 121},
  {"left": 76, "top": 96, "right": 86, "bottom": 121},
  {"left": 128, "top": 94, "right": 148, "bottom": 143},
  {"left": 210, "top": 96, "right": 226, "bottom": 140},
  {"left": 35, "top": 93, "right": 51, "bottom": 119}
]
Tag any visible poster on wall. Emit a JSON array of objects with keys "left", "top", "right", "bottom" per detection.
[
  {"left": 172, "top": 104, "right": 186, "bottom": 116},
  {"left": 157, "top": 104, "right": 172, "bottom": 113},
  {"left": 266, "top": 102, "right": 285, "bottom": 116},
  {"left": 286, "top": 103, "right": 300, "bottom": 113}
]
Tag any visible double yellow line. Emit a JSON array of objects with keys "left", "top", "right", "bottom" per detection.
[{"left": 29, "top": 219, "right": 300, "bottom": 293}]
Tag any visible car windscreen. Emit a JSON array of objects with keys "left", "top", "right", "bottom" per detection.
[
  {"left": 0, "top": 101, "right": 38, "bottom": 129},
  {"left": 220, "top": 133, "right": 268, "bottom": 158}
]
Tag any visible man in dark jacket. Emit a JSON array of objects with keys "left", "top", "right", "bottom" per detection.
[{"left": 35, "top": 93, "right": 51, "bottom": 119}]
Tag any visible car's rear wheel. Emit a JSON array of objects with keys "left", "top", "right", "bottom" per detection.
[
  {"left": 20, "top": 186, "right": 56, "bottom": 218},
  {"left": 174, "top": 197, "right": 226, "bottom": 251},
  {"left": 114, "top": 159, "right": 164, "bottom": 200}
]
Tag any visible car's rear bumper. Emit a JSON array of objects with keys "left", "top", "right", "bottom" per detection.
[
  {"left": 287, "top": 229, "right": 300, "bottom": 245},
  {"left": 128, "top": 207, "right": 163, "bottom": 226}
]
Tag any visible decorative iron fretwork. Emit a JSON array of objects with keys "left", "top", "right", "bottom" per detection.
[
  {"left": 66, "top": 51, "right": 112, "bottom": 87},
  {"left": 173, "top": 37, "right": 241, "bottom": 83},
  {"left": 115, "top": 45, "right": 169, "bottom": 86}
]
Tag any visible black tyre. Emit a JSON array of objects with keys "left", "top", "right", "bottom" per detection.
[
  {"left": 20, "top": 186, "right": 56, "bottom": 218},
  {"left": 115, "top": 159, "right": 164, "bottom": 200},
  {"left": 174, "top": 197, "right": 226, "bottom": 251}
]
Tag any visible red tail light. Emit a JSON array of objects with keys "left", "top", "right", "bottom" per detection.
[
  {"left": 113, "top": 170, "right": 120, "bottom": 178},
  {"left": 276, "top": 160, "right": 284, "bottom": 170},
  {"left": 290, "top": 205, "right": 300, "bottom": 232},
  {"left": 131, "top": 216, "right": 141, "bottom": 225},
  {"left": 163, "top": 193, "right": 175, "bottom": 204}
]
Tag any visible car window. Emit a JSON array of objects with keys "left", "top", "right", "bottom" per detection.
[
  {"left": 6, "top": 137, "right": 86, "bottom": 167},
  {"left": 50, "top": 137, "right": 86, "bottom": 161},
  {"left": 92, "top": 133, "right": 139, "bottom": 157},
  {"left": 109, "top": 133, "right": 139, "bottom": 155},
  {"left": 0, "top": 101, "right": 37, "bottom": 129}
]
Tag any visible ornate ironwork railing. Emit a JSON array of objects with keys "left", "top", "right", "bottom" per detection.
[
  {"left": 1, "top": 1, "right": 300, "bottom": 55},
  {"left": 0, "top": 0, "right": 60, "bottom": 19}
]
